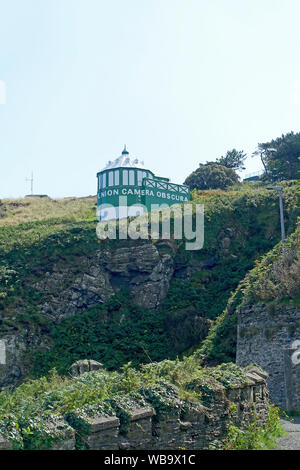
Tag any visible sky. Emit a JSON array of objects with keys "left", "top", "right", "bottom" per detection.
[{"left": 1, "top": 0, "right": 300, "bottom": 198}]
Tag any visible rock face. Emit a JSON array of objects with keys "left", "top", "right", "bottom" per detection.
[
  {"left": 33, "top": 241, "right": 174, "bottom": 322},
  {"left": 0, "top": 240, "right": 175, "bottom": 389},
  {"left": 69, "top": 359, "right": 103, "bottom": 377},
  {"left": 0, "top": 334, "right": 26, "bottom": 389},
  {"left": 236, "top": 302, "right": 300, "bottom": 412},
  {"left": 104, "top": 243, "right": 174, "bottom": 311},
  {"left": 0, "top": 331, "right": 48, "bottom": 389}
]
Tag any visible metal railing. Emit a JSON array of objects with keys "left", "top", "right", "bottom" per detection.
[{"left": 143, "top": 178, "right": 189, "bottom": 194}]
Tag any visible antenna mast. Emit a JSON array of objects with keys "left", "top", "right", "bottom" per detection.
[{"left": 26, "top": 172, "right": 34, "bottom": 195}]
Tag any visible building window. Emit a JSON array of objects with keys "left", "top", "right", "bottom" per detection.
[
  {"left": 137, "top": 170, "right": 143, "bottom": 186},
  {"left": 109, "top": 171, "right": 114, "bottom": 186},
  {"left": 123, "top": 170, "right": 128, "bottom": 185},
  {"left": 114, "top": 170, "right": 119, "bottom": 186},
  {"left": 102, "top": 173, "right": 106, "bottom": 188},
  {"left": 98, "top": 177, "right": 101, "bottom": 191},
  {"left": 142, "top": 172, "right": 147, "bottom": 181},
  {"left": 129, "top": 170, "right": 135, "bottom": 185},
  {"left": 148, "top": 172, "right": 153, "bottom": 179}
]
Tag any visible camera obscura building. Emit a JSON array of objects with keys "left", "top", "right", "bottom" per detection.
[{"left": 97, "top": 146, "right": 190, "bottom": 221}]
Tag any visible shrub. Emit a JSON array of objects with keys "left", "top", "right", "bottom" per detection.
[
  {"left": 224, "top": 404, "right": 285, "bottom": 450},
  {"left": 184, "top": 163, "right": 239, "bottom": 190}
]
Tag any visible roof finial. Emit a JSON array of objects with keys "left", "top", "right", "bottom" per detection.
[{"left": 122, "top": 145, "right": 129, "bottom": 155}]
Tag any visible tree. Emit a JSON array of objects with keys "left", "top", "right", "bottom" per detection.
[
  {"left": 253, "top": 131, "right": 300, "bottom": 181},
  {"left": 215, "top": 149, "right": 247, "bottom": 171},
  {"left": 184, "top": 163, "right": 239, "bottom": 190}
]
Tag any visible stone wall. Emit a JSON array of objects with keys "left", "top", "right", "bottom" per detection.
[
  {"left": 0, "top": 368, "right": 269, "bottom": 450},
  {"left": 236, "top": 302, "right": 300, "bottom": 412}
]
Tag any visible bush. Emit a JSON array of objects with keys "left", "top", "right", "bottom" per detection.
[
  {"left": 184, "top": 163, "right": 239, "bottom": 190},
  {"left": 243, "top": 221, "right": 300, "bottom": 303},
  {"left": 224, "top": 404, "right": 285, "bottom": 450},
  {"left": 30, "top": 289, "right": 176, "bottom": 377}
]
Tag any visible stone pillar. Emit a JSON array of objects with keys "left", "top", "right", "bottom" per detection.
[
  {"left": 24, "top": 418, "right": 76, "bottom": 450},
  {"left": 83, "top": 416, "right": 120, "bottom": 450},
  {"left": 119, "top": 407, "right": 155, "bottom": 450},
  {"left": 178, "top": 407, "right": 208, "bottom": 449},
  {"left": 152, "top": 408, "right": 182, "bottom": 450}
]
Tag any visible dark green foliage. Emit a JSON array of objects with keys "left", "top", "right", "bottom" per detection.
[
  {"left": 0, "top": 219, "right": 100, "bottom": 302},
  {"left": 254, "top": 131, "right": 300, "bottom": 181},
  {"left": 195, "top": 287, "right": 243, "bottom": 365},
  {"left": 30, "top": 289, "right": 176, "bottom": 377},
  {"left": 184, "top": 163, "right": 239, "bottom": 190},
  {"left": 241, "top": 220, "right": 300, "bottom": 304},
  {"left": 139, "top": 382, "right": 182, "bottom": 418},
  {"left": 163, "top": 257, "right": 254, "bottom": 321},
  {"left": 198, "top": 217, "right": 300, "bottom": 365},
  {"left": 201, "top": 311, "right": 238, "bottom": 365},
  {"left": 159, "top": 185, "right": 300, "bottom": 361},
  {"left": 216, "top": 149, "right": 247, "bottom": 171}
]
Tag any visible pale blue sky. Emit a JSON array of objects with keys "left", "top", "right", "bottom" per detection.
[{"left": 1, "top": 0, "right": 300, "bottom": 198}]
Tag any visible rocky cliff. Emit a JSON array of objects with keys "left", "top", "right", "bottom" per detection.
[
  {"left": 0, "top": 186, "right": 299, "bottom": 388},
  {"left": 0, "top": 239, "right": 176, "bottom": 388},
  {"left": 32, "top": 240, "right": 175, "bottom": 319}
]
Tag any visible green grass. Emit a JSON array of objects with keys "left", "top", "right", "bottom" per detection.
[
  {"left": 0, "top": 196, "right": 97, "bottom": 226},
  {"left": 241, "top": 220, "right": 300, "bottom": 304}
]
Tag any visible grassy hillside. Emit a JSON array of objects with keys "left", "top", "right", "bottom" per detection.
[
  {"left": 241, "top": 219, "right": 300, "bottom": 304},
  {"left": 199, "top": 216, "right": 300, "bottom": 366},
  {"left": 0, "top": 196, "right": 96, "bottom": 226},
  {"left": 0, "top": 183, "right": 299, "bottom": 377}
]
